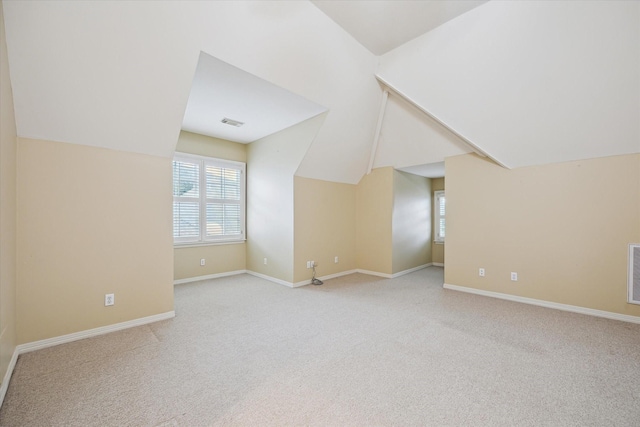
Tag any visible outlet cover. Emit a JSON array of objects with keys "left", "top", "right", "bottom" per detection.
[
  {"left": 511, "top": 272, "right": 518, "bottom": 281},
  {"left": 479, "top": 268, "right": 485, "bottom": 277},
  {"left": 105, "top": 293, "right": 114, "bottom": 306}
]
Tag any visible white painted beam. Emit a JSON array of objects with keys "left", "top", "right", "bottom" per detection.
[{"left": 367, "top": 89, "right": 389, "bottom": 174}]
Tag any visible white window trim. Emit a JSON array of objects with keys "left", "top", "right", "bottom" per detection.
[
  {"left": 434, "top": 190, "right": 445, "bottom": 243},
  {"left": 173, "top": 153, "right": 246, "bottom": 246}
]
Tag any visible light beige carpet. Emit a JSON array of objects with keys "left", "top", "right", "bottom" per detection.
[{"left": 1, "top": 267, "right": 639, "bottom": 426}]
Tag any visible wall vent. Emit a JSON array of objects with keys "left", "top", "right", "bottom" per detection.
[
  {"left": 221, "top": 117, "right": 244, "bottom": 127},
  {"left": 629, "top": 244, "right": 640, "bottom": 305}
]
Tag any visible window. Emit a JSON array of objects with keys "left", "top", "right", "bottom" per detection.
[
  {"left": 173, "top": 153, "right": 245, "bottom": 244},
  {"left": 434, "top": 190, "right": 445, "bottom": 243}
]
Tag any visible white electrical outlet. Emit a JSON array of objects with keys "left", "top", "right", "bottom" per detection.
[
  {"left": 264, "top": 258, "right": 268, "bottom": 265},
  {"left": 105, "top": 293, "right": 114, "bottom": 306},
  {"left": 479, "top": 268, "right": 485, "bottom": 277},
  {"left": 335, "top": 256, "right": 339, "bottom": 264},
  {"left": 200, "top": 258, "right": 205, "bottom": 266},
  {"left": 306, "top": 261, "right": 311, "bottom": 269},
  {"left": 511, "top": 272, "right": 518, "bottom": 281}
]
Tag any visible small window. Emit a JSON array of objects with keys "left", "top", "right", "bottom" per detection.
[
  {"left": 630, "top": 244, "right": 640, "bottom": 305},
  {"left": 173, "top": 153, "right": 245, "bottom": 244},
  {"left": 434, "top": 190, "right": 445, "bottom": 243}
]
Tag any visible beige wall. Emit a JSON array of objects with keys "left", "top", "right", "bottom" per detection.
[
  {"left": 17, "top": 138, "right": 174, "bottom": 343},
  {"left": 392, "top": 170, "right": 431, "bottom": 274},
  {"left": 431, "top": 177, "right": 445, "bottom": 265},
  {"left": 176, "top": 130, "right": 246, "bottom": 163},
  {"left": 0, "top": 0, "right": 17, "bottom": 384},
  {"left": 356, "top": 167, "right": 393, "bottom": 275},
  {"left": 445, "top": 153, "right": 640, "bottom": 317},
  {"left": 247, "top": 114, "right": 326, "bottom": 283},
  {"left": 174, "top": 244, "right": 246, "bottom": 281},
  {"left": 173, "top": 131, "right": 247, "bottom": 281},
  {"left": 293, "top": 177, "right": 356, "bottom": 283},
  {"left": 295, "top": 169, "right": 431, "bottom": 281}
]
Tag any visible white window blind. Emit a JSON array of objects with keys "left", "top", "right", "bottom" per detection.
[
  {"left": 173, "top": 154, "right": 245, "bottom": 244},
  {"left": 434, "top": 190, "right": 445, "bottom": 243},
  {"left": 173, "top": 158, "right": 200, "bottom": 242}
]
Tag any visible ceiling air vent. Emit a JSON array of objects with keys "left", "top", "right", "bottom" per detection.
[{"left": 221, "top": 117, "right": 244, "bottom": 127}]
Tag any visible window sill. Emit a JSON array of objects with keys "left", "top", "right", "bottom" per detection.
[{"left": 174, "top": 240, "right": 246, "bottom": 248}]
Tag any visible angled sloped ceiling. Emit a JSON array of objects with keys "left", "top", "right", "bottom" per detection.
[
  {"left": 377, "top": 0, "right": 640, "bottom": 169},
  {"left": 311, "top": 0, "right": 488, "bottom": 55},
  {"left": 193, "top": 1, "right": 381, "bottom": 184},
  {"left": 3, "top": 0, "right": 197, "bottom": 158},
  {"left": 3, "top": 1, "right": 379, "bottom": 183},
  {"left": 372, "top": 93, "right": 472, "bottom": 174},
  {"left": 181, "top": 52, "right": 328, "bottom": 143}
]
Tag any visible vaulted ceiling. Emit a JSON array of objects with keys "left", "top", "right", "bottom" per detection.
[
  {"left": 2, "top": 1, "right": 638, "bottom": 183},
  {"left": 377, "top": 1, "right": 640, "bottom": 169},
  {"left": 311, "top": 0, "right": 487, "bottom": 55}
]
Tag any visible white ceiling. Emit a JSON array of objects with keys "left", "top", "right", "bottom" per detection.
[
  {"left": 182, "top": 52, "right": 327, "bottom": 144},
  {"left": 311, "top": 0, "right": 488, "bottom": 55},
  {"left": 373, "top": 92, "right": 472, "bottom": 177},
  {"left": 180, "top": 0, "right": 488, "bottom": 161},
  {"left": 2, "top": 0, "right": 380, "bottom": 183},
  {"left": 3, "top": 1, "right": 637, "bottom": 184},
  {"left": 377, "top": 1, "right": 640, "bottom": 169},
  {"left": 399, "top": 162, "right": 445, "bottom": 178}
]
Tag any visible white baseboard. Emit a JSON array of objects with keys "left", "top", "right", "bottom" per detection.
[
  {"left": 249, "top": 269, "right": 363, "bottom": 288},
  {"left": 0, "top": 310, "right": 175, "bottom": 409},
  {"left": 293, "top": 269, "right": 358, "bottom": 287},
  {"left": 246, "top": 271, "right": 294, "bottom": 288},
  {"left": 0, "top": 348, "right": 19, "bottom": 409},
  {"left": 391, "top": 263, "right": 432, "bottom": 278},
  {"left": 271, "top": 265, "right": 430, "bottom": 288},
  {"left": 356, "top": 264, "right": 432, "bottom": 280},
  {"left": 356, "top": 269, "right": 393, "bottom": 278},
  {"left": 432, "top": 263, "right": 444, "bottom": 267},
  {"left": 202, "top": 265, "right": 436, "bottom": 288},
  {"left": 174, "top": 270, "right": 246, "bottom": 285},
  {"left": 17, "top": 311, "right": 176, "bottom": 355},
  {"left": 443, "top": 283, "right": 640, "bottom": 325}
]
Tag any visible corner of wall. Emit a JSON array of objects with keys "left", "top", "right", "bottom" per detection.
[
  {"left": 391, "top": 170, "right": 432, "bottom": 274},
  {"left": 293, "top": 176, "right": 356, "bottom": 283},
  {"left": 355, "top": 167, "right": 393, "bottom": 275},
  {"left": 0, "top": 0, "right": 18, "bottom": 395},
  {"left": 246, "top": 115, "right": 326, "bottom": 283}
]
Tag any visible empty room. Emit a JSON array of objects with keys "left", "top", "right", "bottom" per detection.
[{"left": 1, "top": 0, "right": 639, "bottom": 425}]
